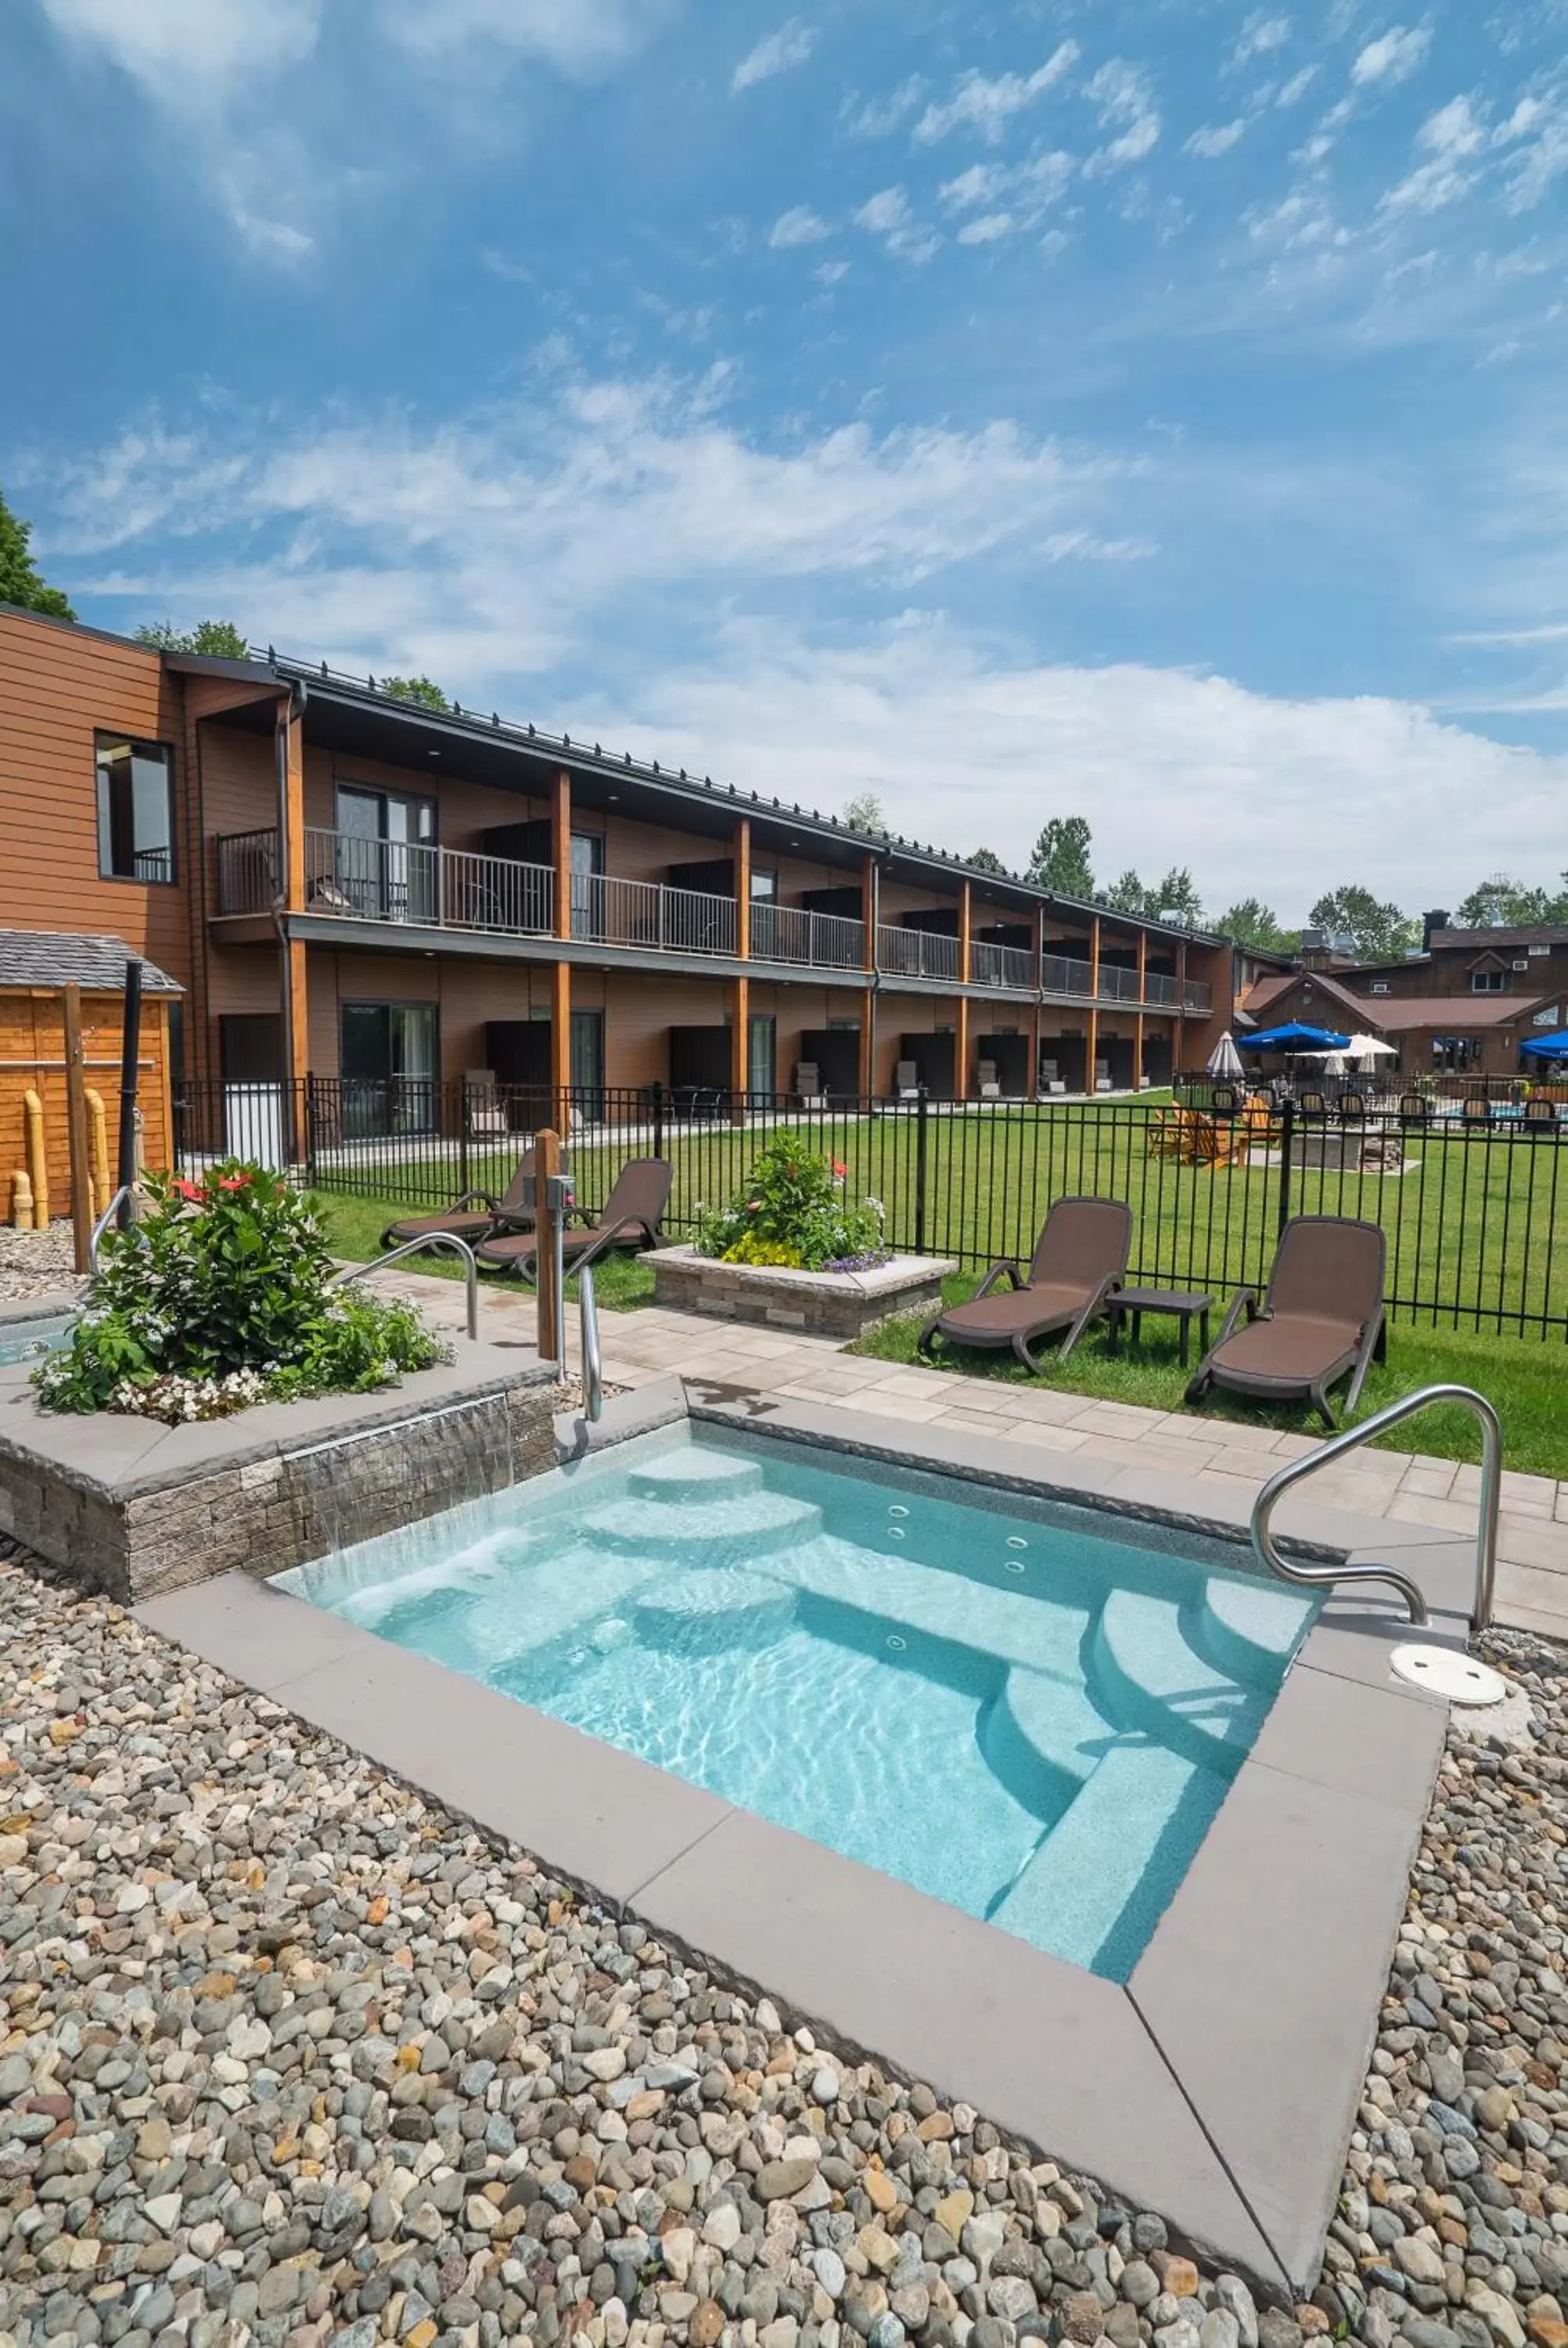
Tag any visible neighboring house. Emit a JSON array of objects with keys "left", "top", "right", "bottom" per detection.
[
  {"left": 0, "top": 603, "right": 1232, "bottom": 1139},
  {"left": 1243, "top": 913, "right": 1568, "bottom": 1079}
]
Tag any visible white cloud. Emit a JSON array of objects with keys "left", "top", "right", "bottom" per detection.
[
  {"left": 1083, "top": 59, "right": 1160, "bottom": 175},
  {"left": 383, "top": 0, "right": 669, "bottom": 74},
  {"left": 1350, "top": 26, "right": 1432, "bottom": 88},
  {"left": 938, "top": 154, "right": 1072, "bottom": 236},
  {"left": 731, "top": 16, "right": 814, "bottom": 95},
  {"left": 842, "top": 75, "right": 925, "bottom": 138},
  {"left": 1185, "top": 120, "right": 1246, "bottom": 158},
  {"left": 1232, "top": 13, "right": 1292, "bottom": 67},
  {"left": 40, "top": 0, "right": 322, "bottom": 96},
  {"left": 913, "top": 45, "right": 1077, "bottom": 146},
  {"left": 1380, "top": 93, "right": 1486, "bottom": 213},
  {"left": 852, "top": 186, "right": 940, "bottom": 261},
  {"left": 1502, "top": 92, "right": 1568, "bottom": 213},
  {"left": 768, "top": 205, "right": 831, "bottom": 248}
]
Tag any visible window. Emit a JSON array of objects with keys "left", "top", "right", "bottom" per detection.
[
  {"left": 1471, "top": 967, "right": 1506, "bottom": 992},
  {"left": 96, "top": 734, "right": 175, "bottom": 882},
  {"left": 333, "top": 783, "right": 437, "bottom": 920},
  {"left": 1370, "top": 981, "right": 1390, "bottom": 996},
  {"left": 750, "top": 870, "right": 779, "bottom": 902}
]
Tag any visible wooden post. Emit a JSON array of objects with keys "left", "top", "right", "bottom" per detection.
[
  {"left": 117, "top": 956, "right": 142, "bottom": 1215},
  {"left": 735, "top": 817, "right": 751, "bottom": 960},
  {"left": 534, "top": 1125, "right": 562, "bottom": 1365},
  {"left": 62, "top": 984, "right": 92, "bottom": 1273},
  {"left": 552, "top": 769, "right": 573, "bottom": 942},
  {"left": 956, "top": 880, "right": 973, "bottom": 1100},
  {"left": 1136, "top": 928, "right": 1148, "bottom": 1089},
  {"left": 1030, "top": 907, "right": 1044, "bottom": 1097},
  {"left": 861, "top": 855, "right": 878, "bottom": 972},
  {"left": 1087, "top": 915, "right": 1102, "bottom": 1095},
  {"left": 281, "top": 700, "right": 310, "bottom": 1157},
  {"left": 1175, "top": 932, "right": 1189, "bottom": 1082},
  {"left": 551, "top": 960, "right": 572, "bottom": 1137},
  {"left": 859, "top": 986, "right": 875, "bottom": 1101},
  {"left": 730, "top": 975, "right": 750, "bottom": 1121}
]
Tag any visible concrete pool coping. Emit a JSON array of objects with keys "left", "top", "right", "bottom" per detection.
[{"left": 133, "top": 1377, "right": 1469, "bottom": 2299}]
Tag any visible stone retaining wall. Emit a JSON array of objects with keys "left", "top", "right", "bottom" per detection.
[
  {"left": 650, "top": 1245, "right": 956, "bottom": 1338},
  {"left": 0, "top": 1357, "right": 557, "bottom": 1602}
]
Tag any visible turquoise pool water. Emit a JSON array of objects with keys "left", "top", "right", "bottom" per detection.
[
  {"left": 281, "top": 1424, "right": 1316, "bottom": 1980},
  {"left": 0, "top": 1312, "right": 74, "bottom": 1368}
]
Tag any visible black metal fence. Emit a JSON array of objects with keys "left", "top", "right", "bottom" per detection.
[
  {"left": 1180, "top": 1068, "right": 1568, "bottom": 1108},
  {"left": 168, "top": 1076, "right": 1568, "bottom": 1341}
]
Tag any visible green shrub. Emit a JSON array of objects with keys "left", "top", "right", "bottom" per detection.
[
  {"left": 693, "top": 1132, "right": 886, "bottom": 1272},
  {"left": 34, "top": 1163, "right": 447, "bottom": 1421}
]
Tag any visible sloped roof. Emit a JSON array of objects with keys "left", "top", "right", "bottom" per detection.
[
  {"left": 1373, "top": 995, "right": 1559, "bottom": 1032},
  {"left": 0, "top": 931, "right": 182, "bottom": 994}
]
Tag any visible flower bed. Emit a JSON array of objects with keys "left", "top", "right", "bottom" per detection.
[
  {"left": 693, "top": 1132, "right": 890, "bottom": 1271},
  {"left": 34, "top": 1164, "right": 446, "bottom": 1423}
]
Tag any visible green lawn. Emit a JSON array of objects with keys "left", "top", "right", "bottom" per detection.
[
  {"left": 311, "top": 1098, "right": 1568, "bottom": 1341},
  {"left": 847, "top": 1269, "right": 1567, "bottom": 1481}
]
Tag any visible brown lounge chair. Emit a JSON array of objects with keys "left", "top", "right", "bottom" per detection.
[
  {"left": 918, "top": 1196, "right": 1131, "bottom": 1372},
  {"left": 379, "top": 1145, "right": 541, "bottom": 1252},
  {"left": 475, "top": 1157, "right": 672, "bottom": 1284},
  {"left": 1185, "top": 1214, "right": 1386, "bottom": 1431}
]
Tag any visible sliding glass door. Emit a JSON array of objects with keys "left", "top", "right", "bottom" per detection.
[
  {"left": 335, "top": 786, "right": 438, "bottom": 922},
  {"left": 340, "top": 1002, "right": 439, "bottom": 1138}
]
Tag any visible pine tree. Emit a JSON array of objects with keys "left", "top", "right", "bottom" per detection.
[{"left": 0, "top": 488, "right": 74, "bottom": 621}]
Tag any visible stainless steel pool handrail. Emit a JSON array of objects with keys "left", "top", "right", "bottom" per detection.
[
  {"left": 88, "top": 1186, "right": 138, "bottom": 1271},
  {"left": 1250, "top": 1383, "right": 1501, "bottom": 1633},
  {"left": 580, "top": 1263, "right": 603, "bottom": 1423},
  {"left": 331, "top": 1233, "right": 480, "bottom": 1341}
]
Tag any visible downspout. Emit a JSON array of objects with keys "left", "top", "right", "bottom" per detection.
[{"left": 275, "top": 679, "right": 307, "bottom": 1102}]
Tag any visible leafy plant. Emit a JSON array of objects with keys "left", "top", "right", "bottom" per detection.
[
  {"left": 34, "top": 1164, "right": 447, "bottom": 1421},
  {"left": 693, "top": 1133, "right": 886, "bottom": 1272}
]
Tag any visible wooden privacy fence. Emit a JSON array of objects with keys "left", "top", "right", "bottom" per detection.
[{"left": 1, "top": 986, "right": 173, "bottom": 1226}]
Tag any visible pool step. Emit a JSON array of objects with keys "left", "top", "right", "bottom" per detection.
[
  {"left": 627, "top": 1448, "right": 765, "bottom": 1505},
  {"left": 1088, "top": 1589, "right": 1268, "bottom": 1774},
  {"left": 989, "top": 1741, "right": 1228, "bottom": 1979},
  {"left": 980, "top": 1665, "right": 1124, "bottom": 1817},
  {"left": 631, "top": 1567, "right": 797, "bottom": 1654},
  {"left": 1185, "top": 1574, "right": 1310, "bottom": 1691},
  {"left": 579, "top": 1489, "right": 822, "bottom": 1562}
]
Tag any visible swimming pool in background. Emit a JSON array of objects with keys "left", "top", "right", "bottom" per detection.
[
  {"left": 280, "top": 1423, "right": 1316, "bottom": 1981},
  {"left": 0, "top": 1311, "right": 76, "bottom": 1369}
]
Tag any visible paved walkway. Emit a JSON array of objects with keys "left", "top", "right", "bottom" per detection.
[{"left": 368, "top": 1273, "right": 1568, "bottom": 1643}]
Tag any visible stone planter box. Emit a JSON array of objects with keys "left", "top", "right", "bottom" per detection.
[
  {"left": 650, "top": 1245, "right": 958, "bottom": 1338},
  {"left": 0, "top": 1341, "right": 557, "bottom": 1602}
]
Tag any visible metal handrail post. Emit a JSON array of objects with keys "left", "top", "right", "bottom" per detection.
[
  {"left": 553, "top": 1202, "right": 567, "bottom": 1379},
  {"left": 580, "top": 1264, "right": 603, "bottom": 1423},
  {"left": 330, "top": 1233, "right": 480, "bottom": 1342},
  {"left": 88, "top": 1185, "right": 137, "bottom": 1272},
  {"left": 1250, "top": 1382, "right": 1502, "bottom": 1633}
]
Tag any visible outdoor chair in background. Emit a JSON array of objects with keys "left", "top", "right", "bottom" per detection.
[
  {"left": 1296, "top": 1089, "right": 1329, "bottom": 1118},
  {"left": 795, "top": 1063, "right": 825, "bottom": 1104},
  {"left": 1462, "top": 1096, "right": 1493, "bottom": 1125},
  {"left": 462, "top": 1069, "right": 509, "bottom": 1138},
  {"left": 918, "top": 1196, "right": 1131, "bottom": 1372},
  {"left": 976, "top": 1060, "right": 1002, "bottom": 1100},
  {"left": 1094, "top": 1059, "right": 1113, "bottom": 1093},
  {"left": 1397, "top": 1092, "right": 1432, "bottom": 1125},
  {"left": 1337, "top": 1091, "right": 1368, "bottom": 1122},
  {"left": 475, "top": 1157, "right": 672, "bottom": 1285},
  {"left": 1185, "top": 1214, "right": 1386, "bottom": 1431},
  {"left": 1523, "top": 1096, "right": 1560, "bottom": 1129},
  {"left": 895, "top": 1060, "right": 921, "bottom": 1101},
  {"left": 379, "top": 1143, "right": 546, "bottom": 1252},
  {"left": 1039, "top": 1058, "right": 1066, "bottom": 1097}
]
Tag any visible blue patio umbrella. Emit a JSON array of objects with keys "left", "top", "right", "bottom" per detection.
[
  {"left": 1241, "top": 1021, "right": 1351, "bottom": 1053},
  {"left": 1521, "top": 1031, "right": 1568, "bottom": 1060}
]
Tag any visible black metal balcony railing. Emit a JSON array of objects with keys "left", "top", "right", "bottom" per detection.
[{"left": 213, "top": 828, "right": 1214, "bottom": 1011}]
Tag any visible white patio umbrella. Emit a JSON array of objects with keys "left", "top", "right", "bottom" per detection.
[
  {"left": 1343, "top": 1032, "right": 1396, "bottom": 1061},
  {"left": 1206, "top": 1030, "right": 1245, "bottom": 1079}
]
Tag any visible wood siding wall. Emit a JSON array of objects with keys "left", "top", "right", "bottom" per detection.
[{"left": 1, "top": 987, "right": 173, "bottom": 1220}]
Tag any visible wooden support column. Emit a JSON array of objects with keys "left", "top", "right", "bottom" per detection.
[
  {"left": 552, "top": 769, "right": 573, "bottom": 942},
  {"left": 730, "top": 976, "right": 750, "bottom": 1115},
  {"left": 62, "top": 983, "right": 92, "bottom": 1273},
  {"left": 552, "top": 960, "right": 572, "bottom": 1134},
  {"left": 861, "top": 855, "right": 878, "bottom": 972},
  {"left": 956, "top": 880, "right": 973, "bottom": 1099},
  {"left": 534, "top": 1125, "right": 563, "bottom": 1365},
  {"left": 1175, "top": 933, "right": 1189, "bottom": 1083},
  {"left": 279, "top": 697, "right": 310, "bottom": 1158},
  {"left": 1030, "top": 906, "right": 1044, "bottom": 1097},
  {"left": 735, "top": 817, "right": 751, "bottom": 960},
  {"left": 859, "top": 987, "right": 875, "bottom": 1101},
  {"left": 1086, "top": 914, "right": 1101, "bottom": 1096},
  {"left": 1135, "top": 929, "right": 1148, "bottom": 1090}
]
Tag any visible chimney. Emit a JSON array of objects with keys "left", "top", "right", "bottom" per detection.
[{"left": 1422, "top": 909, "right": 1449, "bottom": 952}]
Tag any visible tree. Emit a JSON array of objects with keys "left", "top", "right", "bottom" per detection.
[
  {"left": 1102, "top": 868, "right": 1148, "bottom": 913},
  {"left": 134, "top": 618, "right": 249, "bottom": 657},
  {"left": 841, "top": 790, "right": 887, "bottom": 834},
  {"left": 967, "top": 846, "right": 1007, "bottom": 874},
  {"left": 380, "top": 675, "right": 450, "bottom": 711},
  {"left": 1215, "top": 898, "right": 1300, "bottom": 955},
  {"left": 1027, "top": 815, "right": 1095, "bottom": 899},
  {"left": 1146, "top": 866, "right": 1203, "bottom": 927},
  {"left": 1454, "top": 873, "right": 1568, "bottom": 928},
  {"left": 1308, "top": 885, "right": 1419, "bottom": 962},
  {"left": 0, "top": 487, "right": 74, "bottom": 620}
]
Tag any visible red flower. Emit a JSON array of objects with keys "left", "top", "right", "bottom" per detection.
[
  {"left": 172, "top": 1177, "right": 207, "bottom": 1204},
  {"left": 832, "top": 1158, "right": 847, "bottom": 1178},
  {"left": 218, "top": 1172, "right": 250, "bottom": 1190}
]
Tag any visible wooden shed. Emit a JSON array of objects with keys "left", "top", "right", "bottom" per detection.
[{"left": 2, "top": 931, "right": 180, "bottom": 1227}]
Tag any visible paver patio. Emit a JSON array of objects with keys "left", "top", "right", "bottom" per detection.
[{"left": 361, "top": 1272, "right": 1568, "bottom": 1644}]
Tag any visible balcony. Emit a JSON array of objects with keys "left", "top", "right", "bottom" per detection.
[{"left": 213, "top": 828, "right": 1216, "bottom": 1010}]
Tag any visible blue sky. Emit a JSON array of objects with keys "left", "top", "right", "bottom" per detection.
[{"left": 3, "top": 0, "right": 1567, "bottom": 916}]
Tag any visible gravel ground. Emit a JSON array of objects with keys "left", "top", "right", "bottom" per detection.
[
  {"left": 0, "top": 1227, "right": 85, "bottom": 1304},
  {"left": 2, "top": 1550, "right": 1566, "bottom": 2348}
]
